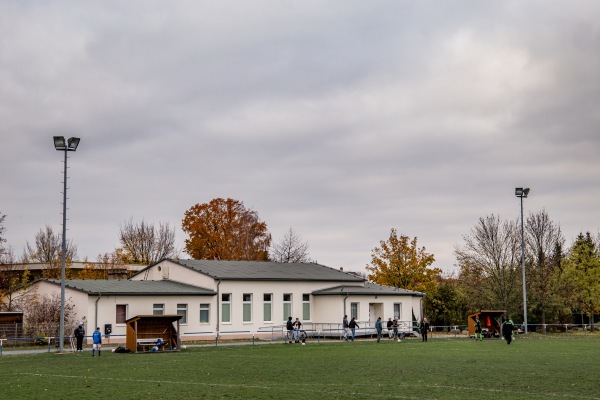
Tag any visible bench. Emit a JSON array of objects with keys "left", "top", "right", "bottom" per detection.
[{"left": 136, "top": 338, "right": 168, "bottom": 352}]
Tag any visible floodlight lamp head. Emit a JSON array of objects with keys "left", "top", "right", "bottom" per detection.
[
  {"left": 515, "top": 187, "right": 530, "bottom": 198},
  {"left": 67, "top": 137, "right": 80, "bottom": 151},
  {"left": 53, "top": 136, "right": 66, "bottom": 150}
]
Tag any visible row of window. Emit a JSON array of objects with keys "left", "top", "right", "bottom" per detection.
[{"left": 115, "top": 293, "right": 313, "bottom": 325}]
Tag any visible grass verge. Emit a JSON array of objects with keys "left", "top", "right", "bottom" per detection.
[{"left": 0, "top": 335, "right": 598, "bottom": 399}]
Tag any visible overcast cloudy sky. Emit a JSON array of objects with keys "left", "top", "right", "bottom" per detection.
[{"left": 1, "top": 1, "right": 599, "bottom": 274}]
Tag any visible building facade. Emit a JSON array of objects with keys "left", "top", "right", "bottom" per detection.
[{"left": 16, "top": 259, "right": 424, "bottom": 342}]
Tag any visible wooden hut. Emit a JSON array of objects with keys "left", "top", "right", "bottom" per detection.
[
  {"left": 468, "top": 310, "right": 505, "bottom": 338},
  {"left": 0, "top": 312, "right": 24, "bottom": 338},
  {"left": 125, "top": 315, "right": 182, "bottom": 353}
]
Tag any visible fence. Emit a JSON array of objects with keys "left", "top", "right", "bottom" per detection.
[{"left": 2, "top": 322, "right": 598, "bottom": 355}]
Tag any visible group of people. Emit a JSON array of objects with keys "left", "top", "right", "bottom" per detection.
[
  {"left": 473, "top": 315, "right": 516, "bottom": 344},
  {"left": 286, "top": 316, "right": 305, "bottom": 343},
  {"left": 342, "top": 315, "right": 361, "bottom": 341},
  {"left": 345, "top": 316, "right": 431, "bottom": 342},
  {"left": 73, "top": 324, "right": 103, "bottom": 355}
]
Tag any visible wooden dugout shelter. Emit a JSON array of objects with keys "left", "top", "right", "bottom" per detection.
[
  {"left": 126, "top": 315, "right": 182, "bottom": 353},
  {"left": 468, "top": 310, "right": 505, "bottom": 337}
]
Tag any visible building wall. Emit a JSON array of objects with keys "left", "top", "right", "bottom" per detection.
[
  {"left": 17, "top": 276, "right": 422, "bottom": 342},
  {"left": 312, "top": 294, "right": 423, "bottom": 330}
]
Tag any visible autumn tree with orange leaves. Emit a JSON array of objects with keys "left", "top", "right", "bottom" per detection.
[
  {"left": 366, "top": 229, "right": 440, "bottom": 294},
  {"left": 182, "top": 198, "right": 271, "bottom": 261}
]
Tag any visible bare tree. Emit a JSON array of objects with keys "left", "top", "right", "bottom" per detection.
[
  {"left": 525, "top": 210, "right": 565, "bottom": 325},
  {"left": 19, "top": 291, "right": 76, "bottom": 339},
  {"left": 0, "top": 247, "right": 32, "bottom": 311},
  {"left": 23, "top": 225, "right": 77, "bottom": 279},
  {"left": 271, "top": 227, "right": 311, "bottom": 263},
  {"left": 120, "top": 218, "right": 178, "bottom": 265},
  {"left": 455, "top": 215, "right": 521, "bottom": 314},
  {"left": 0, "top": 211, "right": 6, "bottom": 255}
]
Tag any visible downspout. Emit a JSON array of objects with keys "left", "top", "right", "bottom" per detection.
[
  {"left": 216, "top": 279, "right": 221, "bottom": 340},
  {"left": 95, "top": 293, "right": 102, "bottom": 330},
  {"left": 342, "top": 286, "right": 348, "bottom": 316},
  {"left": 419, "top": 294, "right": 425, "bottom": 326}
]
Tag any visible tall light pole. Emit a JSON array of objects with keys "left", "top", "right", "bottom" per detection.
[
  {"left": 53, "top": 136, "right": 80, "bottom": 353},
  {"left": 515, "top": 187, "right": 530, "bottom": 334}
]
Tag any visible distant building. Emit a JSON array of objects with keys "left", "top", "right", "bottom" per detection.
[
  {"left": 12, "top": 259, "right": 424, "bottom": 341},
  {"left": 6, "top": 262, "right": 146, "bottom": 281}
]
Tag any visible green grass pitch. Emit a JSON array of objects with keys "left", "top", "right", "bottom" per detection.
[{"left": 1, "top": 335, "right": 599, "bottom": 399}]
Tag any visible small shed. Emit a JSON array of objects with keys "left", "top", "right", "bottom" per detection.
[
  {"left": 0, "top": 312, "right": 24, "bottom": 338},
  {"left": 125, "top": 315, "right": 182, "bottom": 353},
  {"left": 468, "top": 310, "right": 505, "bottom": 337},
  {"left": 0, "top": 312, "right": 23, "bottom": 324}
]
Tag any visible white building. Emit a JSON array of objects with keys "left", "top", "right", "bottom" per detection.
[{"left": 19, "top": 259, "right": 424, "bottom": 341}]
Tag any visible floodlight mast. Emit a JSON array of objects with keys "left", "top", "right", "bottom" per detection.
[
  {"left": 53, "top": 136, "right": 80, "bottom": 353},
  {"left": 515, "top": 187, "right": 530, "bottom": 334}
]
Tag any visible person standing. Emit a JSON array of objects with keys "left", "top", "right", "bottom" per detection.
[
  {"left": 474, "top": 316, "right": 483, "bottom": 341},
  {"left": 342, "top": 315, "right": 350, "bottom": 341},
  {"left": 286, "top": 317, "right": 294, "bottom": 343},
  {"left": 92, "top": 327, "right": 102, "bottom": 356},
  {"left": 392, "top": 319, "right": 399, "bottom": 340},
  {"left": 74, "top": 324, "right": 85, "bottom": 352},
  {"left": 502, "top": 318, "right": 514, "bottom": 345},
  {"left": 293, "top": 318, "right": 302, "bottom": 343},
  {"left": 375, "top": 317, "right": 383, "bottom": 343},
  {"left": 349, "top": 317, "right": 359, "bottom": 341},
  {"left": 419, "top": 317, "right": 430, "bottom": 342},
  {"left": 387, "top": 318, "right": 393, "bottom": 339}
]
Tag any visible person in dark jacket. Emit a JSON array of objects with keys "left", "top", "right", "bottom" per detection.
[
  {"left": 375, "top": 317, "right": 383, "bottom": 343},
  {"left": 387, "top": 318, "right": 393, "bottom": 339},
  {"left": 502, "top": 318, "right": 515, "bottom": 345},
  {"left": 74, "top": 324, "right": 85, "bottom": 352},
  {"left": 349, "top": 317, "right": 359, "bottom": 341},
  {"left": 286, "top": 317, "right": 294, "bottom": 343},
  {"left": 419, "top": 317, "right": 430, "bottom": 342}
]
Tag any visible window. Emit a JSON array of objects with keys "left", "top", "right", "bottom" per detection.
[
  {"left": 243, "top": 293, "right": 252, "bottom": 323},
  {"left": 153, "top": 303, "right": 164, "bottom": 315},
  {"left": 283, "top": 294, "right": 292, "bottom": 321},
  {"left": 177, "top": 303, "right": 188, "bottom": 324},
  {"left": 116, "top": 304, "right": 127, "bottom": 324},
  {"left": 200, "top": 303, "right": 210, "bottom": 324},
  {"left": 350, "top": 302, "right": 359, "bottom": 319},
  {"left": 302, "top": 294, "right": 310, "bottom": 321},
  {"left": 221, "top": 293, "right": 231, "bottom": 323},
  {"left": 263, "top": 293, "right": 272, "bottom": 322},
  {"left": 394, "top": 303, "right": 402, "bottom": 320}
]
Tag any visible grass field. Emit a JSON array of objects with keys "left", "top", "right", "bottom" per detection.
[{"left": 1, "top": 335, "right": 599, "bottom": 399}]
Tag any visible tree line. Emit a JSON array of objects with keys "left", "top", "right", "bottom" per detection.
[
  {"left": 0, "top": 199, "right": 311, "bottom": 311},
  {"left": 366, "top": 211, "right": 600, "bottom": 329},
  {"left": 2, "top": 202, "right": 599, "bottom": 329}
]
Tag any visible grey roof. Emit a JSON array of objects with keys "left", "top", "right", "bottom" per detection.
[
  {"left": 161, "top": 259, "right": 365, "bottom": 282},
  {"left": 312, "top": 282, "right": 424, "bottom": 296},
  {"left": 43, "top": 279, "right": 216, "bottom": 296}
]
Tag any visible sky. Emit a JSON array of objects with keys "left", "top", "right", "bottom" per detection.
[{"left": 1, "top": 1, "right": 599, "bottom": 275}]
